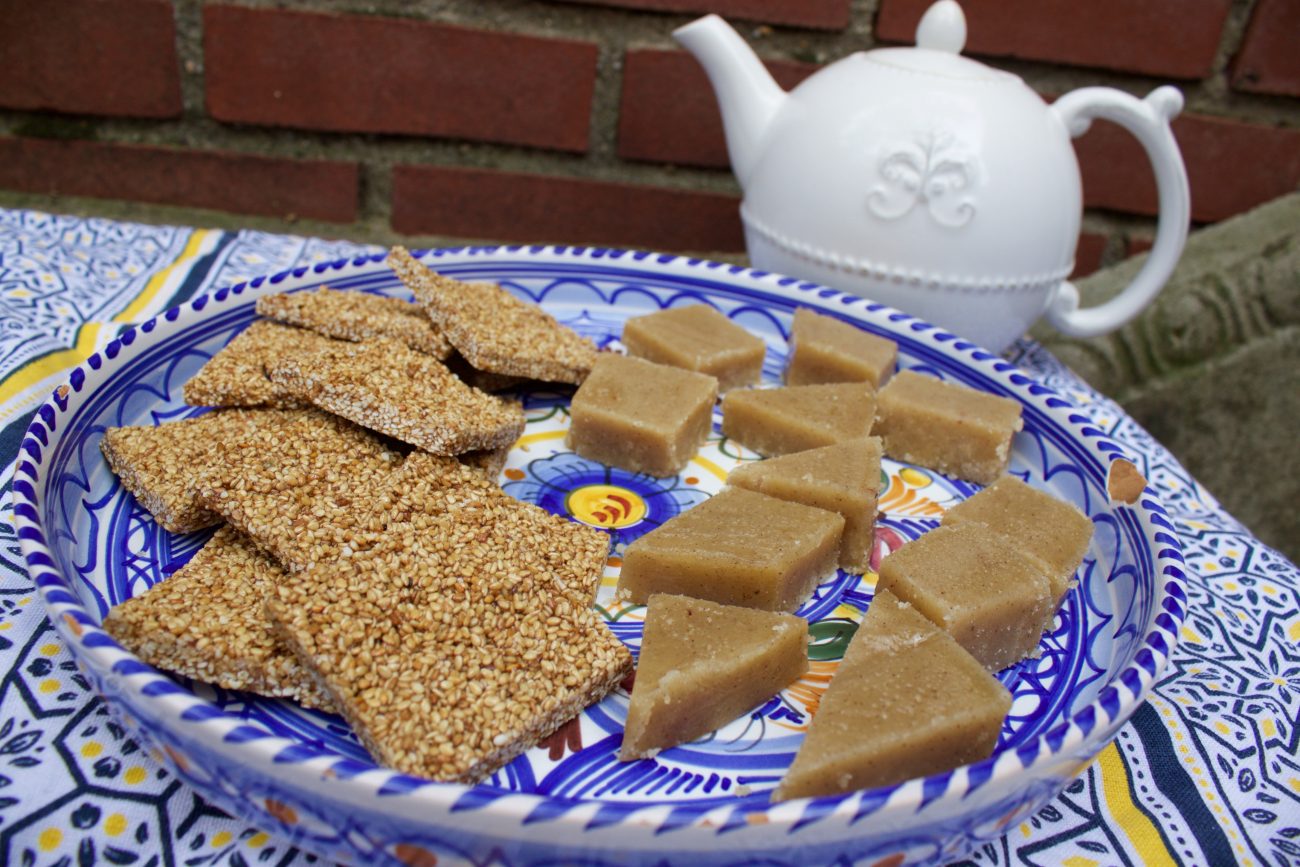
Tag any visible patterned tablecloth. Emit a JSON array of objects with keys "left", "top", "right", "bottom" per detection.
[{"left": 0, "top": 207, "right": 1296, "bottom": 867}]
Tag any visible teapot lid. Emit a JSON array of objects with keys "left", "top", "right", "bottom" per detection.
[{"left": 864, "top": 0, "right": 1018, "bottom": 84}]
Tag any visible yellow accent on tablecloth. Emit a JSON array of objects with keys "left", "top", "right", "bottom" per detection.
[
  {"left": 0, "top": 228, "right": 215, "bottom": 419},
  {"left": 1099, "top": 741, "right": 1178, "bottom": 867}
]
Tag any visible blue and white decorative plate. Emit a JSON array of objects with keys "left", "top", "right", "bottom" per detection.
[{"left": 14, "top": 247, "right": 1188, "bottom": 866}]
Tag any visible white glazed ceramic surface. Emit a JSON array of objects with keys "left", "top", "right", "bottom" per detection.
[
  {"left": 14, "top": 247, "right": 1188, "bottom": 866},
  {"left": 675, "top": 0, "right": 1192, "bottom": 351}
]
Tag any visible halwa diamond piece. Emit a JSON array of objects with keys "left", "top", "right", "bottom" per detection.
[
  {"left": 875, "top": 370, "right": 1023, "bottom": 485},
  {"left": 727, "top": 437, "right": 883, "bottom": 573},
  {"left": 877, "top": 522, "right": 1055, "bottom": 671},
  {"left": 619, "top": 593, "right": 808, "bottom": 760},
  {"left": 785, "top": 307, "right": 897, "bottom": 388},
  {"left": 942, "top": 474, "right": 1093, "bottom": 605},
  {"left": 617, "top": 486, "right": 843, "bottom": 612},
  {"left": 622, "top": 304, "right": 766, "bottom": 391},
  {"left": 721, "top": 382, "right": 876, "bottom": 457}
]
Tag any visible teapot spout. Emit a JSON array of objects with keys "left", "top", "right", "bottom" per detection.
[{"left": 674, "top": 15, "right": 785, "bottom": 189}]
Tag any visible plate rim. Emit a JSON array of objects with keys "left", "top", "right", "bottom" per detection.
[{"left": 12, "top": 243, "right": 1189, "bottom": 845}]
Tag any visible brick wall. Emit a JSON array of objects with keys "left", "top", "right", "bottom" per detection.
[{"left": 0, "top": 0, "right": 1296, "bottom": 277}]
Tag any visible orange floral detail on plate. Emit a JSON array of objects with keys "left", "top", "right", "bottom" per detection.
[
  {"left": 780, "top": 659, "right": 839, "bottom": 728},
  {"left": 567, "top": 484, "right": 647, "bottom": 529},
  {"left": 539, "top": 716, "right": 584, "bottom": 761},
  {"left": 877, "top": 474, "right": 946, "bottom": 517}
]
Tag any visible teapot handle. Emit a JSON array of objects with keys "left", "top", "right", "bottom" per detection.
[{"left": 1046, "top": 86, "right": 1191, "bottom": 338}]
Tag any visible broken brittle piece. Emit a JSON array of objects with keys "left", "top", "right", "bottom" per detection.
[
  {"left": 388, "top": 246, "right": 598, "bottom": 384},
  {"left": 183, "top": 321, "right": 335, "bottom": 409},
  {"left": 256, "top": 287, "right": 452, "bottom": 359},
  {"left": 265, "top": 338, "right": 524, "bottom": 455}
]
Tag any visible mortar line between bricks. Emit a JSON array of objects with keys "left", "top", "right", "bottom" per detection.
[{"left": 171, "top": 0, "right": 207, "bottom": 119}]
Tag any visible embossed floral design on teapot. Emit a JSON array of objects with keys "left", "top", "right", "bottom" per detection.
[{"left": 676, "top": 0, "right": 1191, "bottom": 351}]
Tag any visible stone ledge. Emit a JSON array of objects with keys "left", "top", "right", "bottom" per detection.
[
  {"left": 1123, "top": 328, "right": 1298, "bottom": 562},
  {"left": 1037, "top": 192, "right": 1300, "bottom": 562}
]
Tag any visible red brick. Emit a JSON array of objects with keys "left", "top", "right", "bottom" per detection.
[
  {"left": 618, "top": 49, "right": 815, "bottom": 168},
  {"left": 1126, "top": 236, "right": 1155, "bottom": 258},
  {"left": 1071, "top": 232, "right": 1109, "bottom": 279},
  {"left": 876, "top": 0, "right": 1231, "bottom": 79},
  {"left": 0, "top": 138, "right": 358, "bottom": 223},
  {"left": 204, "top": 6, "right": 597, "bottom": 153},
  {"left": 1075, "top": 114, "right": 1300, "bottom": 223},
  {"left": 0, "top": 0, "right": 181, "bottom": 118},
  {"left": 1231, "top": 0, "right": 1300, "bottom": 97},
  {"left": 391, "top": 165, "right": 744, "bottom": 251},
  {"left": 555, "top": 0, "right": 850, "bottom": 29}
]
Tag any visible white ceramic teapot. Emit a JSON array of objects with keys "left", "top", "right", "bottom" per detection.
[{"left": 675, "top": 0, "right": 1191, "bottom": 351}]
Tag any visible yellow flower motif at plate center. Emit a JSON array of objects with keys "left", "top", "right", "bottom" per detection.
[{"left": 566, "top": 485, "right": 647, "bottom": 529}]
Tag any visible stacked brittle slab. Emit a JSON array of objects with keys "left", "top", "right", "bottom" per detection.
[{"left": 101, "top": 252, "right": 630, "bottom": 784}]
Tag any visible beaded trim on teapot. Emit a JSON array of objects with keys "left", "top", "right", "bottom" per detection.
[{"left": 740, "top": 205, "right": 1073, "bottom": 294}]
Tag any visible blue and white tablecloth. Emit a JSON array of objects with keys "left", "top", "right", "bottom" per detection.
[{"left": 0, "top": 207, "right": 1296, "bottom": 866}]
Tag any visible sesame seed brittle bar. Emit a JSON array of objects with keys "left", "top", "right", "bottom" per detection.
[
  {"left": 101, "top": 408, "right": 343, "bottom": 534},
  {"left": 193, "top": 411, "right": 405, "bottom": 571},
  {"left": 264, "top": 453, "right": 627, "bottom": 783},
  {"left": 111, "top": 405, "right": 624, "bottom": 782},
  {"left": 102, "top": 526, "right": 337, "bottom": 711},
  {"left": 265, "top": 337, "right": 525, "bottom": 456},
  {"left": 256, "top": 287, "right": 453, "bottom": 359},
  {"left": 375, "top": 452, "right": 609, "bottom": 607},
  {"left": 103, "top": 410, "right": 397, "bottom": 710},
  {"left": 183, "top": 320, "right": 339, "bottom": 410},
  {"left": 387, "top": 247, "right": 598, "bottom": 385}
]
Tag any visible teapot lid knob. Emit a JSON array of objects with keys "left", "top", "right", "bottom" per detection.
[{"left": 915, "top": 0, "right": 967, "bottom": 54}]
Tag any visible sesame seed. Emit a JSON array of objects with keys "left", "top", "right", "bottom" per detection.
[{"left": 100, "top": 408, "right": 359, "bottom": 533}]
